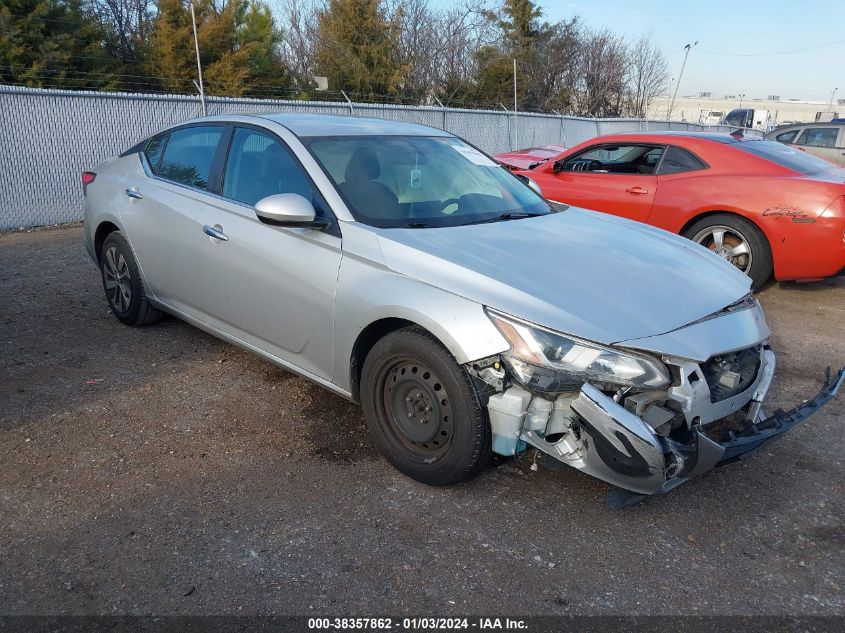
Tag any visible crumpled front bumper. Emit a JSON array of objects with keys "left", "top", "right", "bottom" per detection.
[{"left": 521, "top": 364, "right": 844, "bottom": 499}]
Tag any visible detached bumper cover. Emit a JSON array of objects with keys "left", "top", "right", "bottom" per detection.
[
  {"left": 720, "top": 366, "right": 845, "bottom": 461},
  {"left": 523, "top": 366, "right": 844, "bottom": 497}
]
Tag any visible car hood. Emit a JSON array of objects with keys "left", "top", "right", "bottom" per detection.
[
  {"left": 373, "top": 208, "right": 752, "bottom": 345},
  {"left": 494, "top": 147, "right": 564, "bottom": 171}
]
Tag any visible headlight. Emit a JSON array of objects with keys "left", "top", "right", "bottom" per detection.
[{"left": 487, "top": 309, "right": 671, "bottom": 394}]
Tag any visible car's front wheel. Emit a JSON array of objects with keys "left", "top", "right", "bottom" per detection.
[
  {"left": 683, "top": 214, "right": 773, "bottom": 290},
  {"left": 100, "top": 231, "right": 162, "bottom": 326},
  {"left": 360, "top": 327, "right": 492, "bottom": 486}
]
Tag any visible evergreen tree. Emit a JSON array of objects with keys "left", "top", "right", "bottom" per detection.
[
  {"left": 145, "top": 0, "right": 289, "bottom": 96},
  {"left": 0, "top": 0, "right": 119, "bottom": 89},
  {"left": 313, "top": 0, "right": 402, "bottom": 98}
]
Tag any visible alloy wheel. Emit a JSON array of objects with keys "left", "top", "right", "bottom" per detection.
[
  {"left": 691, "top": 224, "right": 753, "bottom": 273},
  {"left": 102, "top": 245, "right": 132, "bottom": 313}
]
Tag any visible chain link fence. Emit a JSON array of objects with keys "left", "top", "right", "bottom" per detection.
[{"left": 0, "top": 85, "right": 753, "bottom": 230}]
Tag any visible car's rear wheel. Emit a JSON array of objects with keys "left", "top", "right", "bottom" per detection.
[
  {"left": 100, "top": 232, "right": 162, "bottom": 326},
  {"left": 683, "top": 214, "right": 773, "bottom": 290},
  {"left": 360, "top": 326, "right": 492, "bottom": 486}
]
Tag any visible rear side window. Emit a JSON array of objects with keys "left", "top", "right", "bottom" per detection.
[
  {"left": 222, "top": 128, "right": 315, "bottom": 206},
  {"left": 159, "top": 126, "right": 223, "bottom": 190},
  {"left": 144, "top": 135, "right": 167, "bottom": 174},
  {"left": 735, "top": 140, "right": 840, "bottom": 176},
  {"left": 657, "top": 147, "right": 707, "bottom": 175},
  {"left": 775, "top": 130, "right": 799, "bottom": 144},
  {"left": 796, "top": 127, "right": 838, "bottom": 148}
]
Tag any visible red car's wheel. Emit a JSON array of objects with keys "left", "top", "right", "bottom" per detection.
[{"left": 684, "top": 214, "right": 773, "bottom": 290}]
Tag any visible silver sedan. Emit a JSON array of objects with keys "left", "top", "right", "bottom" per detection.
[{"left": 83, "top": 114, "right": 843, "bottom": 505}]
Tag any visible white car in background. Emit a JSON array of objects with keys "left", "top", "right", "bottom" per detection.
[{"left": 767, "top": 121, "right": 845, "bottom": 166}]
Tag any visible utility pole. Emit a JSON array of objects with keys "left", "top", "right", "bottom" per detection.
[
  {"left": 513, "top": 59, "right": 518, "bottom": 151},
  {"left": 190, "top": 2, "right": 206, "bottom": 116},
  {"left": 738, "top": 93, "right": 745, "bottom": 108},
  {"left": 666, "top": 78, "right": 674, "bottom": 121},
  {"left": 828, "top": 87, "right": 839, "bottom": 111},
  {"left": 667, "top": 41, "right": 697, "bottom": 122}
]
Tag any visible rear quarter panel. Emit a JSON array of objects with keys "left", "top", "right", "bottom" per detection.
[
  {"left": 651, "top": 169, "right": 845, "bottom": 279},
  {"left": 83, "top": 155, "right": 138, "bottom": 259}
]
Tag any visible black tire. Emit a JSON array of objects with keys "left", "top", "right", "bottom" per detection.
[
  {"left": 683, "top": 213, "right": 773, "bottom": 290},
  {"left": 360, "top": 326, "right": 492, "bottom": 486},
  {"left": 99, "top": 231, "right": 162, "bottom": 326}
]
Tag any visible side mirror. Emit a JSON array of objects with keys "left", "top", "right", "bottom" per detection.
[
  {"left": 552, "top": 160, "right": 564, "bottom": 174},
  {"left": 255, "top": 193, "right": 325, "bottom": 229}
]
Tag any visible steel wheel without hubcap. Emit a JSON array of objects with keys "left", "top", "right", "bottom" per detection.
[
  {"left": 691, "top": 224, "right": 753, "bottom": 274},
  {"left": 102, "top": 245, "right": 132, "bottom": 313},
  {"left": 377, "top": 358, "right": 454, "bottom": 461}
]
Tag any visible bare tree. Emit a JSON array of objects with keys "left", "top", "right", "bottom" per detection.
[
  {"left": 436, "top": 3, "right": 497, "bottom": 106},
  {"left": 275, "top": 0, "right": 320, "bottom": 89},
  {"left": 627, "top": 32, "right": 669, "bottom": 118},
  {"left": 88, "top": 0, "right": 153, "bottom": 64},
  {"left": 576, "top": 28, "right": 628, "bottom": 117},
  {"left": 523, "top": 16, "right": 580, "bottom": 112},
  {"left": 386, "top": 0, "right": 492, "bottom": 103}
]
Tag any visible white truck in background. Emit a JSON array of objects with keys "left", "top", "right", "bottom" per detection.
[
  {"left": 721, "top": 108, "right": 775, "bottom": 132},
  {"left": 698, "top": 109, "right": 725, "bottom": 125}
]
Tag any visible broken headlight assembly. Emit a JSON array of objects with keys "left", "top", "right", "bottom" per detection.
[{"left": 486, "top": 309, "right": 671, "bottom": 395}]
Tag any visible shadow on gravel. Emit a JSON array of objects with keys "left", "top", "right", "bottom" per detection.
[{"left": 300, "top": 384, "right": 377, "bottom": 463}]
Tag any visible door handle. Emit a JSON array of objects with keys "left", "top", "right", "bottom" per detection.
[
  {"left": 203, "top": 225, "right": 229, "bottom": 241},
  {"left": 125, "top": 188, "right": 142, "bottom": 200},
  {"left": 625, "top": 186, "right": 649, "bottom": 195}
]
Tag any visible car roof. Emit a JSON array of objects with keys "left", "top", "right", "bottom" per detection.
[
  {"left": 255, "top": 112, "right": 453, "bottom": 138},
  {"left": 583, "top": 131, "right": 765, "bottom": 146},
  {"left": 769, "top": 121, "right": 845, "bottom": 130}
]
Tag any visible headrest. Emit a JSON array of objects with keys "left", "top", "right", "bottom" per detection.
[{"left": 345, "top": 147, "right": 380, "bottom": 182}]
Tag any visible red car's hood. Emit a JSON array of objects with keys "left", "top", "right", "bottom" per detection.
[{"left": 495, "top": 145, "right": 566, "bottom": 170}]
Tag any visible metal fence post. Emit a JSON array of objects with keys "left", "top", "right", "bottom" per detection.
[
  {"left": 341, "top": 90, "right": 354, "bottom": 115},
  {"left": 499, "top": 103, "right": 512, "bottom": 150},
  {"left": 434, "top": 96, "right": 447, "bottom": 132}
]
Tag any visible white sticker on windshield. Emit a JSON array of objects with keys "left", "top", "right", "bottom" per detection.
[{"left": 450, "top": 144, "right": 498, "bottom": 167}]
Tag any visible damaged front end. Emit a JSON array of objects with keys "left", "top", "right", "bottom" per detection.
[{"left": 476, "top": 304, "right": 844, "bottom": 504}]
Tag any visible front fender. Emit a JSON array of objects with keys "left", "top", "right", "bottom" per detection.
[{"left": 332, "top": 254, "right": 509, "bottom": 394}]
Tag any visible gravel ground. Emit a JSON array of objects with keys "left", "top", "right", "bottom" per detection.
[{"left": 1, "top": 224, "right": 843, "bottom": 616}]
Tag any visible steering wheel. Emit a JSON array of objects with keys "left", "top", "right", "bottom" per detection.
[{"left": 586, "top": 159, "right": 605, "bottom": 172}]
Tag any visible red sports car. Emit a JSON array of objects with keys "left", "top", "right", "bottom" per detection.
[{"left": 497, "top": 132, "right": 845, "bottom": 288}]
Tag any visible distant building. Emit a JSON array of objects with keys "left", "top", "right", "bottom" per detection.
[
  {"left": 767, "top": 95, "right": 781, "bottom": 101},
  {"left": 838, "top": 99, "right": 845, "bottom": 106},
  {"left": 648, "top": 95, "right": 830, "bottom": 124},
  {"left": 699, "top": 91, "right": 712, "bottom": 98}
]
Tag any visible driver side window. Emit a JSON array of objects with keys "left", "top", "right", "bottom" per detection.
[
  {"left": 559, "top": 144, "right": 664, "bottom": 175},
  {"left": 222, "top": 128, "right": 315, "bottom": 207}
]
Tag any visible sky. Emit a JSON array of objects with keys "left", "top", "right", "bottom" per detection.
[{"left": 537, "top": 0, "right": 842, "bottom": 103}]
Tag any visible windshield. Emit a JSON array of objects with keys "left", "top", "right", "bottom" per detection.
[
  {"left": 735, "top": 139, "right": 843, "bottom": 177},
  {"left": 303, "top": 135, "right": 551, "bottom": 228}
]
